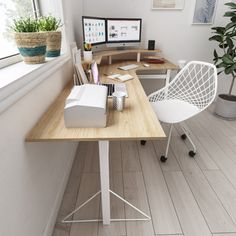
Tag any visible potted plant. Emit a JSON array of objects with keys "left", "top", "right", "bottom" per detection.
[
  {"left": 83, "top": 42, "right": 93, "bottom": 62},
  {"left": 38, "top": 16, "right": 62, "bottom": 57},
  {"left": 11, "top": 17, "right": 47, "bottom": 64},
  {"left": 209, "top": 2, "right": 236, "bottom": 119}
]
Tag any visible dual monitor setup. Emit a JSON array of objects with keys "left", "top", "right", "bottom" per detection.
[{"left": 82, "top": 16, "right": 142, "bottom": 49}]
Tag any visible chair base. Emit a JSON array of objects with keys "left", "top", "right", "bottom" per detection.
[
  {"left": 159, "top": 123, "right": 197, "bottom": 162},
  {"left": 160, "top": 155, "right": 168, "bottom": 163},
  {"left": 140, "top": 140, "right": 147, "bottom": 145}
]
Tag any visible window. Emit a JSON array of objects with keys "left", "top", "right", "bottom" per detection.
[{"left": 0, "top": 0, "right": 40, "bottom": 68}]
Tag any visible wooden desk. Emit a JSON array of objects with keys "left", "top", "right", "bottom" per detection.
[
  {"left": 26, "top": 61, "right": 167, "bottom": 142},
  {"left": 26, "top": 59, "right": 176, "bottom": 225}
]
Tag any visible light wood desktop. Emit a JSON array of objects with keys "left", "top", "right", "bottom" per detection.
[{"left": 26, "top": 54, "right": 178, "bottom": 225}]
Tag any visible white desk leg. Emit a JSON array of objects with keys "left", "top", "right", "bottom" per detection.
[
  {"left": 165, "top": 69, "right": 171, "bottom": 87},
  {"left": 62, "top": 140, "right": 150, "bottom": 224},
  {"left": 137, "top": 52, "right": 141, "bottom": 62},
  {"left": 164, "top": 69, "right": 171, "bottom": 98},
  {"left": 99, "top": 140, "right": 110, "bottom": 225}
]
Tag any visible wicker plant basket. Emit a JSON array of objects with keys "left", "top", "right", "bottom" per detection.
[
  {"left": 46, "top": 31, "right": 61, "bottom": 57},
  {"left": 14, "top": 32, "right": 47, "bottom": 64}
]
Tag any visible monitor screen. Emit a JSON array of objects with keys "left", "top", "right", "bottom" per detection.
[
  {"left": 106, "top": 18, "right": 142, "bottom": 43},
  {"left": 82, "top": 16, "right": 106, "bottom": 45}
]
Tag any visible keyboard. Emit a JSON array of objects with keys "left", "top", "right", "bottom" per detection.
[
  {"left": 118, "top": 64, "right": 139, "bottom": 71},
  {"left": 102, "top": 83, "right": 128, "bottom": 97}
]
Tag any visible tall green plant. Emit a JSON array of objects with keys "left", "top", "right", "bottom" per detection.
[
  {"left": 209, "top": 2, "right": 236, "bottom": 96},
  {"left": 38, "top": 16, "right": 62, "bottom": 31},
  {"left": 11, "top": 17, "right": 39, "bottom": 32}
]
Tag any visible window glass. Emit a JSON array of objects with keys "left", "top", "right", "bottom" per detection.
[{"left": 0, "top": 0, "right": 37, "bottom": 60}]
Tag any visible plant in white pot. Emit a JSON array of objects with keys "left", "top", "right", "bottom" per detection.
[
  {"left": 209, "top": 2, "right": 236, "bottom": 119},
  {"left": 11, "top": 17, "right": 47, "bottom": 64},
  {"left": 38, "top": 16, "right": 62, "bottom": 57}
]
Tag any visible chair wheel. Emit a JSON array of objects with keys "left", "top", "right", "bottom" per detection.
[
  {"left": 160, "top": 155, "right": 167, "bottom": 163},
  {"left": 189, "top": 151, "right": 196, "bottom": 157},
  {"left": 140, "top": 140, "right": 146, "bottom": 146},
  {"left": 181, "top": 134, "right": 187, "bottom": 140}
]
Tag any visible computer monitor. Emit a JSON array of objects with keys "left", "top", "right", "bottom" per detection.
[
  {"left": 106, "top": 18, "right": 142, "bottom": 48},
  {"left": 82, "top": 16, "right": 106, "bottom": 45}
]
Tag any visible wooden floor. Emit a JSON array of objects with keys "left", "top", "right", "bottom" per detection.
[{"left": 52, "top": 107, "right": 236, "bottom": 236}]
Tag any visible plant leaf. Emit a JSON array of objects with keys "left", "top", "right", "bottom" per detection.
[{"left": 209, "top": 35, "right": 223, "bottom": 42}]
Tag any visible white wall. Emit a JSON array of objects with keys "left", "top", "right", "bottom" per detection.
[
  {"left": 81, "top": 0, "right": 235, "bottom": 94},
  {"left": 0, "top": 1, "right": 84, "bottom": 236},
  {"left": 0, "top": 61, "right": 77, "bottom": 236}
]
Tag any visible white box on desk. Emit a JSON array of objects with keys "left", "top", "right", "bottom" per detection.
[{"left": 64, "top": 84, "right": 108, "bottom": 128}]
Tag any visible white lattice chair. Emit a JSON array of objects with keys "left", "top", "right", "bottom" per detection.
[{"left": 147, "top": 61, "right": 218, "bottom": 162}]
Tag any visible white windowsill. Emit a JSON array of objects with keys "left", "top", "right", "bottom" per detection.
[{"left": 0, "top": 54, "right": 71, "bottom": 114}]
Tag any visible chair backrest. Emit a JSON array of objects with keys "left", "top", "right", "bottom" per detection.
[{"left": 149, "top": 61, "right": 218, "bottom": 111}]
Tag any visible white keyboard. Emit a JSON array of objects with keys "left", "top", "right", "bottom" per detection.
[{"left": 118, "top": 64, "right": 139, "bottom": 71}]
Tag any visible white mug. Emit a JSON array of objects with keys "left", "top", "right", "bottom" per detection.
[
  {"left": 112, "top": 91, "right": 126, "bottom": 111},
  {"left": 83, "top": 51, "right": 93, "bottom": 62}
]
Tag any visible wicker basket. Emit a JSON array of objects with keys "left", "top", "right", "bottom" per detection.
[
  {"left": 46, "top": 31, "right": 62, "bottom": 57},
  {"left": 14, "top": 32, "right": 47, "bottom": 64}
]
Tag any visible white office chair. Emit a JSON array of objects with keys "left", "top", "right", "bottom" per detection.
[{"left": 147, "top": 61, "right": 218, "bottom": 162}]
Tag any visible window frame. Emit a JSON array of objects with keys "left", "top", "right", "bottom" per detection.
[{"left": 0, "top": 0, "right": 40, "bottom": 69}]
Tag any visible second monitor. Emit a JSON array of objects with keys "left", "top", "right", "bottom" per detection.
[{"left": 106, "top": 18, "right": 142, "bottom": 48}]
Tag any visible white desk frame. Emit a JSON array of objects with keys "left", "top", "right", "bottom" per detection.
[
  {"left": 62, "top": 140, "right": 151, "bottom": 225},
  {"left": 138, "top": 69, "right": 172, "bottom": 87}
]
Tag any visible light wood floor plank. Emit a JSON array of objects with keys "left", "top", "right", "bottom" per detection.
[
  {"left": 138, "top": 141, "right": 182, "bottom": 234},
  {"left": 212, "top": 234, "right": 236, "bottom": 236},
  {"left": 69, "top": 173, "right": 100, "bottom": 236},
  {"left": 57, "top": 143, "right": 87, "bottom": 222},
  {"left": 123, "top": 172, "right": 155, "bottom": 236},
  {"left": 197, "top": 136, "right": 236, "bottom": 189},
  {"left": 153, "top": 139, "right": 181, "bottom": 172},
  {"left": 175, "top": 124, "right": 219, "bottom": 171},
  {"left": 121, "top": 141, "right": 141, "bottom": 172},
  {"left": 109, "top": 141, "right": 123, "bottom": 173},
  {"left": 170, "top": 131, "right": 201, "bottom": 173},
  {"left": 52, "top": 223, "right": 70, "bottom": 236},
  {"left": 164, "top": 171, "right": 212, "bottom": 236},
  {"left": 53, "top": 107, "right": 236, "bottom": 236},
  {"left": 193, "top": 111, "right": 236, "bottom": 165},
  {"left": 98, "top": 172, "right": 126, "bottom": 236},
  {"left": 170, "top": 129, "right": 236, "bottom": 232},
  {"left": 156, "top": 235, "right": 183, "bottom": 236},
  {"left": 83, "top": 142, "right": 100, "bottom": 173},
  {"left": 204, "top": 170, "right": 236, "bottom": 226},
  {"left": 184, "top": 170, "right": 236, "bottom": 233}
]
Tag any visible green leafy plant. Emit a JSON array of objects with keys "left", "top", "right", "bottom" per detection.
[
  {"left": 11, "top": 17, "right": 39, "bottom": 32},
  {"left": 209, "top": 2, "right": 236, "bottom": 96},
  {"left": 38, "top": 16, "right": 62, "bottom": 31}
]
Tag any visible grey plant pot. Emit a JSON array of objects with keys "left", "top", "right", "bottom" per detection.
[{"left": 215, "top": 94, "right": 236, "bottom": 120}]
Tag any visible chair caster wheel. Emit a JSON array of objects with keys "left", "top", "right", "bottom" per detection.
[
  {"left": 140, "top": 140, "right": 146, "bottom": 146},
  {"left": 181, "top": 134, "right": 187, "bottom": 140},
  {"left": 160, "top": 155, "right": 167, "bottom": 163},
  {"left": 189, "top": 151, "right": 196, "bottom": 157}
]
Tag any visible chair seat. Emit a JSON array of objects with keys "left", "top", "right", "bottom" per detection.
[{"left": 151, "top": 99, "right": 200, "bottom": 124}]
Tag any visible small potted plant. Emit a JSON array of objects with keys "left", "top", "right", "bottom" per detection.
[
  {"left": 38, "top": 16, "right": 62, "bottom": 57},
  {"left": 209, "top": 2, "right": 236, "bottom": 119},
  {"left": 83, "top": 42, "right": 93, "bottom": 62},
  {"left": 11, "top": 17, "right": 47, "bottom": 64}
]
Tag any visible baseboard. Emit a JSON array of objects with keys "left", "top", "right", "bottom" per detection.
[{"left": 43, "top": 142, "right": 78, "bottom": 236}]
